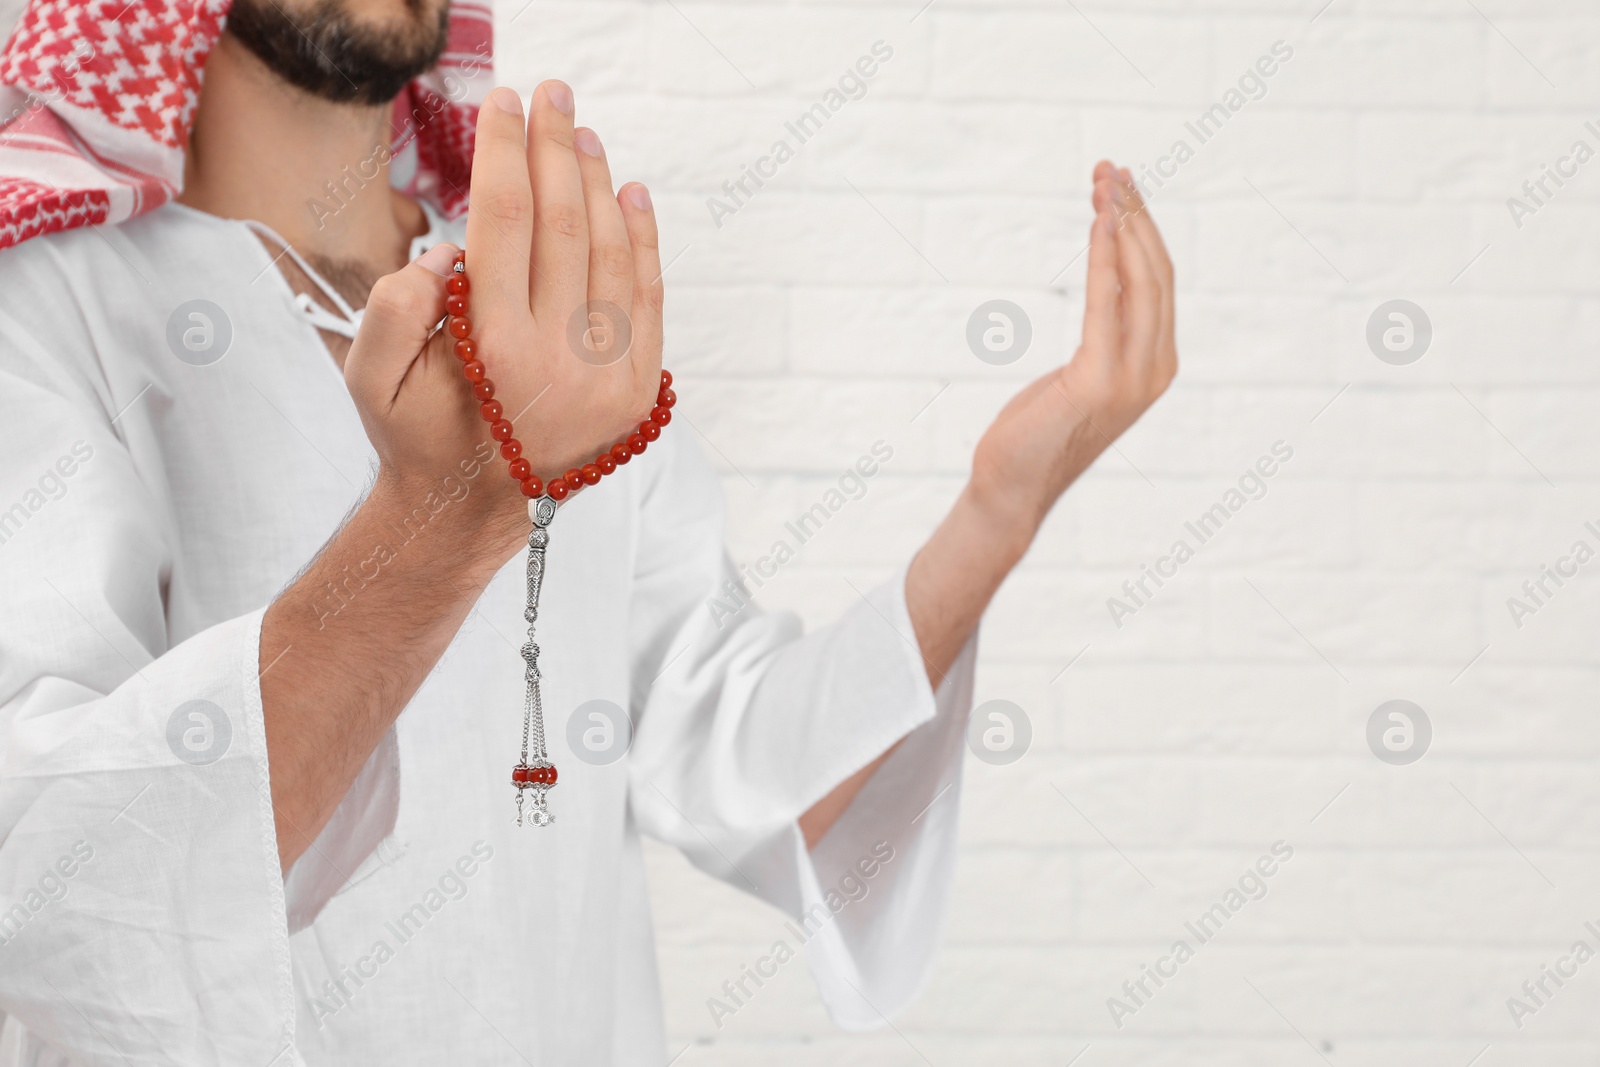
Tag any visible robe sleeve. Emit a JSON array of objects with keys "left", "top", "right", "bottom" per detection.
[
  {"left": 0, "top": 310, "right": 385, "bottom": 1065},
  {"left": 626, "top": 430, "right": 975, "bottom": 1028}
]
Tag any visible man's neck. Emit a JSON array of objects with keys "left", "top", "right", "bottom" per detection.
[{"left": 178, "top": 32, "right": 426, "bottom": 307}]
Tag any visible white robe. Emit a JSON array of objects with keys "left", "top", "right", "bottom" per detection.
[{"left": 0, "top": 202, "right": 976, "bottom": 1066}]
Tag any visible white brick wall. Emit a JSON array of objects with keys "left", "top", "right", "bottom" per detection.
[{"left": 500, "top": 2, "right": 1600, "bottom": 1063}]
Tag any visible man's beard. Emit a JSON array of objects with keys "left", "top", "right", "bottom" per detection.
[{"left": 225, "top": 0, "right": 451, "bottom": 107}]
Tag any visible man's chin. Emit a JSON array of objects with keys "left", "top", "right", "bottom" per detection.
[{"left": 226, "top": 0, "right": 451, "bottom": 106}]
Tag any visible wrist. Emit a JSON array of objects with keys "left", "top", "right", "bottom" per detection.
[{"left": 367, "top": 466, "right": 525, "bottom": 583}]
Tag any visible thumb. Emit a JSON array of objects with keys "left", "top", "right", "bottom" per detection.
[
  {"left": 1080, "top": 200, "right": 1121, "bottom": 360},
  {"left": 345, "top": 242, "right": 459, "bottom": 405}
]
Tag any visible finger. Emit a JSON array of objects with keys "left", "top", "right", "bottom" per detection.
[
  {"left": 347, "top": 243, "right": 457, "bottom": 404},
  {"left": 1081, "top": 193, "right": 1121, "bottom": 360},
  {"left": 1099, "top": 160, "right": 1137, "bottom": 234},
  {"left": 465, "top": 90, "right": 533, "bottom": 317},
  {"left": 1111, "top": 180, "right": 1162, "bottom": 370},
  {"left": 618, "top": 182, "right": 663, "bottom": 392},
  {"left": 574, "top": 127, "right": 634, "bottom": 349},
  {"left": 1115, "top": 167, "right": 1176, "bottom": 372},
  {"left": 527, "top": 80, "right": 587, "bottom": 323},
  {"left": 1115, "top": 166, "right": 1174, "bottom": 287}
]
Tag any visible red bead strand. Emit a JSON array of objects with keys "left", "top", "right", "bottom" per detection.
[
  {"left": 446, "top": 249, "right": 675, "bottom": 507},
  {"left": 447, "top": 247, "right": 677, "bottom": 808}
]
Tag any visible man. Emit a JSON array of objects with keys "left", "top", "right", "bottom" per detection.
[{"left": 0, "top": 0, "right": 1175, "bottom": 1062}]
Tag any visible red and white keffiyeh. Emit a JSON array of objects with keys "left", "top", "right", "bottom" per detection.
[{"left": 0, "top": 0, "right": 492, "bottom": 250}]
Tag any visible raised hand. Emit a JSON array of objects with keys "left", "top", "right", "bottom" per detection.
[
  {"left": 886, "top": 161, "right": 1178, "bottom": 714},
  {"left": 342, "top": 82, "right": 663, "bottom": 544},
  {"left": 460, "top": 82, "right": 665, "bottom": 476},
  {"left": 969, "top": 161, "right": 1177, "bottom": 543},
  {"left": 261, "top": 86, "right": 664, "bottom": 866},
  {"left": 825, "top": 163, "right": 1179, "bottom": 834}
]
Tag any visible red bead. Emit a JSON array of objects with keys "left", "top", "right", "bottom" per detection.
[
  {"left": 501, "top": 439, "right": 523, "bottom": 461},
  {"left": 480, "top": 400, "right": 504, "bottom": 422},
  {"left": 448, "top": 316, "right": 472, "bottom": 339},
  {"left": 650, "top": 405, "right": 672, "bottom": 427},
  {"left": 462, "top": 360, "right": 486, "bottom": 383},
  {"left": 660, "top": 370, "right": 673, "bottom": 389},
  {"left": 563, "top": 469, "right": 584, "bottom": 491},
  {"left": 447, "top": 274, "right": 469, "bottom": 296},
  {"left": 512, "top": 766, "right": 528, "bottom": 784},
  {"left": 546, "top": 765, "right": 558, "bottom": 785},
  {"left": 446, "top": 294, "right": 469, "bottom": 317},
  {"left": 548, "top": 480, "right": 569, "bottom": 501},
  {"left": 640, "top": 420, "right": 661, "bottom": 442},
  {"left": 521, "top": 477, "right": 543, "bottom": 498},
  {"left": 610, "top": 443, "right": 631, "bottom": 465},
  {"left": 536, "top": 766, "right": 550, "bottom": 784},
  {"left": 454, "top": 338, "right": 476, "bottom": 361},
  {"left": 580, "top": 464, "right": 602, "bottom": 486},
  {"left": 658, "top": 387, "right": 676, "bottom": 408},
  {"left": 627, "top": 434, "right": 647, "bottom": 454},
  {"left": 596, "top": 454, "right": 616, "bottom": 475},
  {"left": 490, "top": 419, "right": 514, "bottom": 442},
  {"left": 509, "top": 458, "right": 532, "bottom": 481},
  {"left": 473, "top": 380, "right": 495, "bottom": 401}
]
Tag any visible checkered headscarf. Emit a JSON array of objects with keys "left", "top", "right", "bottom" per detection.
[{"left": 0, "top": 0, "right": 492, "bottom": 249}]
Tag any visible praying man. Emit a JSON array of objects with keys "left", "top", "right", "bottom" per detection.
[{"left": 0, "top": 0, "right": 1177, "bottom": 1062}]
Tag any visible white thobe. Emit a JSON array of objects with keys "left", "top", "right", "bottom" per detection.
[{"left": 0, "top": 201, "right": 976, "bottom": 1066}]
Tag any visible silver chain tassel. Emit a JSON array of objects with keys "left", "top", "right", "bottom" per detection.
[{"left": 515, "top": 495, "right": 559, "bottom": 826}]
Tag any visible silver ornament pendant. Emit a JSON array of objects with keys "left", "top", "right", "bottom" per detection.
[{"left": 511, "top": 495, "right": 559, "bottom": 826}]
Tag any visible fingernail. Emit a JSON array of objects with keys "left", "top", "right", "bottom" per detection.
[
  {"left": 418, "top": 243, "right": 458, "bottom": 276},
  {"left": 628, "top": 184, "right": 652, "bottom": 211},
  {"left": 545, "top": 81, "right": 574, "bottom": 115},
  {"left": 575, "top": 127, "right": 603, "bottom": 157},
  {"left": 490, "top": 87, "right": 522, "bottom": 115},
  {"left": 1111, "top": 182, "right": 1127, "bottom": 206}
]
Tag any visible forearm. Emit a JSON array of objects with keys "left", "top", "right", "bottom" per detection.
[
  {"left": 799, "top": 482, "right": 1031, "bottom": 847},
  {"left": 904, "top": 482, "right": 1031, "bottom": 686},
  {"left": 260, "top": 472, "right": 522, "bottom": 871}
]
